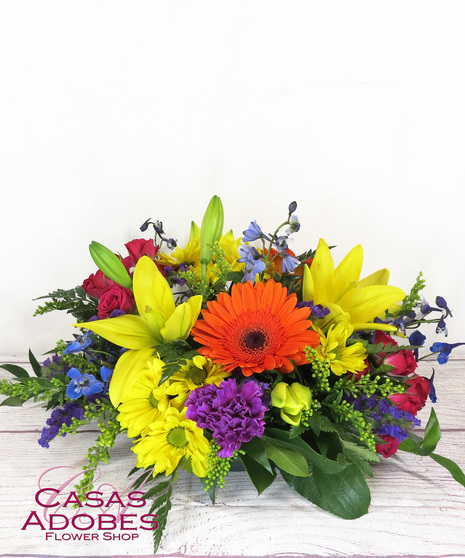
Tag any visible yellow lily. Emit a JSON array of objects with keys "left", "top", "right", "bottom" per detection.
[
  {"left": 303, "top": 239, "right": 405, "bottom": 332},
  {"left": 75, "top": 256, "right": 202, "bottom": 406}
]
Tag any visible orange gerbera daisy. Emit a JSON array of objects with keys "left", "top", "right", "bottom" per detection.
[{"left": 191, "top": 280, "right": 320, "bottom": 376}]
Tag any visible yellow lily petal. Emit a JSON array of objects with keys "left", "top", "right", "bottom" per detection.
[
  {"left": 77, "top": 314, "right": 156, "bottom": 349},
  {"left": 311, "top": 238, "right": 334, "bottom": 303},
  {"left": 339, "top": 285, "right": 406, "bottom": 324},
  {"left": 302, "top": 264, "right": 314, "bottom": 302},
  {"left": 352, "top": 322, "right": 398, "bottom": 332},
  {"left": 358, "top": 268, "right": 390, "bottom": 288},
  {"left": 189, "top": 221, "right": 201, "bottom": 241},
  {"left": 133, "top": 257, "right": 174, "bottom": 334},
  {"left": 108, "top": 347, "right": 157, "bottom": 407},
  {"left": 333, "top": 244, "right": 363, "bottom": 302},
  {"left": 160, "top": 294, "right": 201, "bottom": 342}
]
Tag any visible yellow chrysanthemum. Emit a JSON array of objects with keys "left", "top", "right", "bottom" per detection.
[
  {"left": 314, "top": 322, "right": 367, "bottom": 376},
  {"left": 132, "top": 407, "right": 210, "bottom": 477},
  {"left": 117, "top": 357, "right": 186, "bottom": 438},
  {"left": 157, "top": 231, "right": 243, "bottom": 285},
  {"left": 303, "top": 239, "right": 405, "bottom": 333},
  {"left": 169, "top": 355, "right": 230, "bottom": 396}
]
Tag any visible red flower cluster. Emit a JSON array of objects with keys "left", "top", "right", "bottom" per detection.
[
  {"left": 373, "top": 331, "right": 431, "bottom": 458},
  {"left": 82, "top": 239, "right": 158, "bottom": 319}
]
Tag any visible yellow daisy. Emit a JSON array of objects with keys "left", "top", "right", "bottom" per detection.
[
  {"left": 169, "top": 355, "right": 230, "bottom": 396},
  {"left": 314, "top": 322, "right": 367, "bottom": 376},
  {"left": 132, "top": 407, "right": 210, "bottom": 477},
  {"left": 117, "top": 358, "right": 186, "bottom": 438}
]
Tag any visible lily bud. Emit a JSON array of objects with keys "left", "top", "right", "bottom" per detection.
[
  {"left": 89, "top": 241, "right": 132, "bottom": 289},
  {"left": 271, "top": 382, "right": 312, "bottom": 426},
  {"left": 200, "top": 195, "right": 224, "bottom": 266}
]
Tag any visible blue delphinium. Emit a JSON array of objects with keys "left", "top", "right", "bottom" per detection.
[
  {"left": 242, "top": 220, "right": 269, "bottom": 242},
  {"left": 66, "top": 368, "right": 104, "bottom": 399},
  {"left": 63, "top": 331, "right": 93, "bottom": 354},
  {"left": 430, "top": 342, "right": 465, "bottom": 364},
  {"left": 238, "top": 245, "right": 266, "bottom": 282},
  {"left": 38, "top": 402, "right": 85, "bottom": 448}
]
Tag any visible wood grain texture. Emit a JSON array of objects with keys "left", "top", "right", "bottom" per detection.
[{"left": 1, "top": 360, "right": 464, "bottom": 558}]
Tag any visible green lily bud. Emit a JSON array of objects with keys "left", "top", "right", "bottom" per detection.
[
  {"left": 89, "top": 241, "right": 132, "bottom": 289},
  {"left": 270, "top": 382, "right": 312, "bottom": 426},
  {"left": 200, "top": 195, "right": 224, "bottom": 266}
]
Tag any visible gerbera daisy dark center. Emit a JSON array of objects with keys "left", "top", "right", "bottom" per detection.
[{"left": 243, "top": 329, "right": 267, "bottom": 350}]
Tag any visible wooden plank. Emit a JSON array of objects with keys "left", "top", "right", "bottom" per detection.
[{"left": 1, "top": 359, "right": 465, "bottom": 556}]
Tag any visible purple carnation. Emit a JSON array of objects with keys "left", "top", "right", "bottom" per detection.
[
  {"left": 38, "top": 402, "right": 85, "bottom": 448},
  {"left": 186, "top": 378, "right": 268, "bottom": 458}
]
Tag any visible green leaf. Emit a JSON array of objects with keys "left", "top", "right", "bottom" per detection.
[
  {"left": 239, "top": 452, "right": 276, "bottom": 495},
  {"left": 261, "top": 439, "right": 310, "bottom": 477},
  {"left": 281, "top": 464, "right": 371, "bottom": 519},
  {"left": 0, "top": 396, "right": 24, "bottom": 407},
  {"left": 0, "top": 364, "right": 30, "bottom": 378},
  {"left": 264, "top": 428, "right": 346, "bottom": 474},
  {"left": 200, "top": 478, "right": 216, "bottom": 504},
  {"left": 430, "top": 453, "right": 465, "bottom": 488},
  {"left": 240, "top": 437, "right": 273, "bottom": 473},
  {"left": 28, "top": 349, "right": 42, "bottom": 377},
  {"left": 149, "top": 481, "right": 172, "bottom": 553},
  {"left": 422, "top": 407, "right": 441, "bottom": 455}
]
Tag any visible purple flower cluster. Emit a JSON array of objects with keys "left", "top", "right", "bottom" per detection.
[
  {"left": 185, "top": 379, "right": 268, "bottom": 458},
  {"left": 38, "top": 402, "right": 85, "bottom": 448},
  {"left": 296, "top": 300, "right": 330, "bottom": 320},
  {"left": 353, "top": 395, "right": 421, "bottom": 443}
]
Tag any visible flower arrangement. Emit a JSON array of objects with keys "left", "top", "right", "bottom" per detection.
[{"left": 1, "top": 196, "right": 464, "bottom": 552}]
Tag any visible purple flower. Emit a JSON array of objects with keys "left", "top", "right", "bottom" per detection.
[
  {"left": 38, "top": 403, "right": 85, "bottom": 448},
  {"left": 242, "top": 220, "right": 268, "bottom": 242},
  {"left": 238, "top": 245, "right": 266, "bottom": 282},
  {"left": 296, "top": 300, "right": 330, "bottom": 320},
  {"left": 186, "top": 378, "right": 268, "bottom": 458}
]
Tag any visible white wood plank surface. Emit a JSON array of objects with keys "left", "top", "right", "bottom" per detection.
[{"left": 1, "top": 360, "right": 465, "bottom": 558}]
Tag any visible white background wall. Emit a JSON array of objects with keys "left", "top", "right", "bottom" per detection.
[{"left": 1, "top": 1, "right": 464, "bottom": 362}]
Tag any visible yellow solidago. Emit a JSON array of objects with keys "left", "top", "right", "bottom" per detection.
[
  {"left": 132, "top": 407, "right": 210, "bottom": 477},
  {"left": 314, "top": 322, "right": 367, "bottom": 376}
]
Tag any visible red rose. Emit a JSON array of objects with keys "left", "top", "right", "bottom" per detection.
[
  {"left": 82, "top": 269, "right": 115, "bottom": 298},
  {"left": 374, "top": 330, "right": 398, "bottom": 349},
  {"left": 97, "top": 284, "right": 135, "bottom": 319},
  {"left": 376, "top": 435, "right": 399, "bottom": 458},
  {"left": 389, "top": 374, "right": 430, "bottom": 416},
  {"left": 384, "top": 350, "right": 418, "bottom": 376},
  {"left": 123, "top": 238, "right": 159, "bottom": 269}
]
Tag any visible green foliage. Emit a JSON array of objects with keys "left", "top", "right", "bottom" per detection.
[
  {"left": 59, "top": 400, "right": 120, "bottom": 499},
  {"left": 33, "top": 287, "right": 98, "bottom": 321},
  {"left": 145, "top": 476, "right": 174, "bottom": 553},
  {"left": 393, "top": 271, "right": 425, "bottom": 318},
  {"left": 204, "top": 440, "right": 243, "bottom": 489},
  {"left": 157, "top": 340, "right": 199, "bottom": 384}
]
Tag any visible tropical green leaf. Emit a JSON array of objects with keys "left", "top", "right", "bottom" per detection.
[
  {"left": 0, "top": 364, "right": 29, "bottom": 378},
  {"left": 239, "top": 452, "right": 276, "bottom": 495},
  {"left": 281, "top": 464, "right": 371, "bottom": 519},
  {"left": 28, "top": 349, "right": 42, "bottom": 377},
  {"left": 0, "top": 396, "right": 24, "bottom": 407},
  {"left": 430, "top": 453, "right": 465, "bottom": 488},
  {"left": 261, "top": 439, "right": 309, "bottom": 477},
  {"left": 422, "top": 407, "right": 441, "bottom": 455},
  {"left": 240, "top": 437, "right": 273, "bottom": 473}
]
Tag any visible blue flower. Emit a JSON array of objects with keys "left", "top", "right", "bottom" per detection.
[
  {"left": 242, "top": 220, "right": 268, "bottom": 242},
  {"left": 66, "top": 368, "right": 104, "bottom": 399},
  {"left": 286, "top": 214, "right": 300, "bottom": 234},
  {"left": 38, "top": 402, "right": 85, "bottom": 448},
  {"left": 238, "top": 245, "right": 266, "bottom": 282},
  {"left": 409, "top": 330, "right": 426, "bottom": 359},
  {"left": 436, "top": 296, "right": 452, "bottom": 317},
  {"left": 280, "top": 251, "right": 300, "bottom": 273},
  {"left": 63, "top": 331, "right": 92, "bottom": 354},
  {"left": 430, "top": 342, "right": 465, "bottom": 364},
  {"left": 288, "top": 201, "right": 297, "bottom": 214},
  {"left": 429, "top": 369, "right": 437, "bottom": 403}
]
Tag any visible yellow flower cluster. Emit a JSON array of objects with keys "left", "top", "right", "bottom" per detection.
[{"left": 117, "top": 354, "right": 230, "bottom": 477}]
